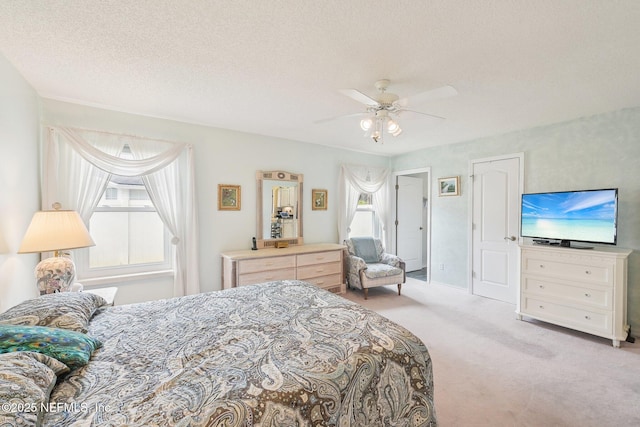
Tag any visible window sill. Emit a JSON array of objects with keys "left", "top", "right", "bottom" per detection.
[{"left": 78, "top": 270, "right": 174, "bottom": 287}]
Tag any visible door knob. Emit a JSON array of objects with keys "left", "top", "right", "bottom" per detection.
[{"left": 504, "top": 236, "right": 516, "bottom": 241}]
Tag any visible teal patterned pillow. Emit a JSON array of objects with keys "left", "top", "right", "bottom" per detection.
[{"left": 0, "top": 325, "right": 101, "bottom": 370}]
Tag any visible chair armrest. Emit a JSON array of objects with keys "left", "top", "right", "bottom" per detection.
[
  {"left": 381, "top": 253, "right": 404, "bottom": 269},
  {"left": 345, "top": 254, "right": 368, "bottom": 272}
]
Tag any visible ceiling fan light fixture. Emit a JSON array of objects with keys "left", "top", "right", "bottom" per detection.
[
  {"left": 360, "top": 117, "right": 373, "bottom": 131},
  {"left": 387, "top": 118, "right": 400, "bottom": 133},
  {"left": 332, "top": 79, "right": 456, "bottom": 144}
]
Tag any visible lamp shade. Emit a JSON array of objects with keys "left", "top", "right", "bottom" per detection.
[{"left": 18, "top": 209, "right": 95, "bottom": 254}]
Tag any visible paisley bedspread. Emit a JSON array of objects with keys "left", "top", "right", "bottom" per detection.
[{"left": 44, "top": 280, "right": 437, "bottom": 426}]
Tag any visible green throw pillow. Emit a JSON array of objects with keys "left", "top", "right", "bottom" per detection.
[{"left": 0, "top": 325, "right": 101, "bottom": 370}]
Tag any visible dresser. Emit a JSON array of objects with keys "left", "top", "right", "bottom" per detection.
[
  {"left": 221, "top": 243, "right": 346, "bottom": 294},
  {"left": 517, "top": 244, "right": 632, "bottom": 347}
]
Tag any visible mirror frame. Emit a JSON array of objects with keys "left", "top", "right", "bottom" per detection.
[{"left": 256, "top": 170, "right": 304, "bottom": 249}]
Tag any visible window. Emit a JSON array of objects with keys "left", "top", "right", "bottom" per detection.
[
  {"left": 104, "top": 187, "right": 118, "bottom": 200},
  {"left": 76, "top": 147, "right": 172, "bottom": 279},
  {"left": 349, "top": 193, "right": 381, "bottom": 238}
]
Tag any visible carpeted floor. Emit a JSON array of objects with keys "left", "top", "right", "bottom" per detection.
[{"left": 342, "top": 278, "right": 640, "bottom": 427}]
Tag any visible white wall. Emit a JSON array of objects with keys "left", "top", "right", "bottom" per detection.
[
  {"left": 0, "top": 55, "right": 41, "bottom": 311},
  {"left": 392, "top": 107, "right": 640, "bottom": 336},
  {"left": 41, "top": 99, "right": 390, "bottom": 302}
]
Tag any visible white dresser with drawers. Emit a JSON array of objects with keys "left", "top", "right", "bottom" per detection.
[
  {"left": 221, "top": 243, "right": 346, "bottom": 294},
  {"left": 517, "top": 244, "right": 632, "bottom": 347}
]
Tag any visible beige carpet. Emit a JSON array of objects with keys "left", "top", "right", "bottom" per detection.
[{"left": 342, "top": 278, "right": 640, "bottom": 427}]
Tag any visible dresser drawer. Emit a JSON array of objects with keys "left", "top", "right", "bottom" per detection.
[
  {"left": 522, "top": 254, "right": 613, "bottom": 286},
  {"left": 522, "top": 276, "right": 612, "bottom": 310},
  {"left": 297, "top": 261, "right": 341, "bottom": 280},
  {"left": 238, "top": 256, "right": 296, "bottom": 274},
  {"left": 238, "top": 268, "right": 296, "bottom": 286},
  {"left": 297, "top": 250, "right": 341, "bottom": 267},
  {"left": 522, "top": 296, "right": 612, "bottom": 335},
  {"left": 303, "top": 273, "right": 343, "bottom": 290}
]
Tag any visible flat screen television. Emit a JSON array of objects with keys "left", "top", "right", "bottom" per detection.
[{"left": 521, "top": 188, "right": 618, "bottom": 247}]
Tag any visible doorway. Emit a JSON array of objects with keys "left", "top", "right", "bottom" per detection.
[
  {"left": 469, "top": 154, "right": 523, "bottom": 303},
  {"left": 393, "top": 168, "right": 431, "bottom": 282}
]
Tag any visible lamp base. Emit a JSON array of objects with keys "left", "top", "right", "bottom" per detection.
[{"left": 35, "top": 256, "right": 76, "bottom": 295}]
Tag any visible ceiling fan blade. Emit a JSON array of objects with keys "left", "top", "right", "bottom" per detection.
[
  {"left": 314, "top": 111, "right": 368, "bottom": 124},
  {"left": 398, "top": 109, "right": 446, "bottom": 121},
  {"left": 402, "top": 85, "right": 458, "bottom": 107},
  {"left": 338, "top": 89, "right": 380, "bottom": 107}
]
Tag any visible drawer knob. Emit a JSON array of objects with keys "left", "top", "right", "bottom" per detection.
[
  {"left": 585, "top": 293, "right": 591, "bottom": 298},
  {"left": 585, "top": 315, "right": 591, "bottom": 320},
  {"left": 539, "top": 264, "right": 545, "bottom": 268},
  {"left": 316, "top": 280, "right": 325, "bottom": 285},
  {"left": 585, "top": 270, "right": 591, "bottom": 275},
  {"left": 538, "top": 285, "right": 544, "bottom": 289},
  {"left": 539, "top": 305, "right": 544, "bottom": 309}
]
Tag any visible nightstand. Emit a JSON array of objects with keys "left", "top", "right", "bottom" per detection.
[{"left": 84, "top": 287, "right": 118, "bottom": 306}]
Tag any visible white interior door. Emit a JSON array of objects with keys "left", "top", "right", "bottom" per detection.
[
  {"left": 397, "top": 175, "right": 423, "bottom": 272},
  {"left": 471, "top": 155, "right": 522, "bottom": 303}
]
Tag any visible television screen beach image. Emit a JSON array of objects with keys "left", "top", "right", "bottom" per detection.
[{"left": 521, "top": 189, "right": 618, "bottom": 245}]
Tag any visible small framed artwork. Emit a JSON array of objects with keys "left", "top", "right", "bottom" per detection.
[
  {"left": 218, "top": 184, "right": 241, "bottom": 210},
  {"left": 312, "top": 189, "right": 328, "bottom": 210},
  {"left": 438, "top": 176, "right": 460, "bottom": 196}
]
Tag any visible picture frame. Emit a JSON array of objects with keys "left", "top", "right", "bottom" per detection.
[
  {"left": 218, "top": 184, "right": 241, "bottom": 210},
  {"left": 312, "top": 189, "right": 328, "bottom": 210},
  {"left": 438, "top": 176, "right": 460, "bottom": 196}
]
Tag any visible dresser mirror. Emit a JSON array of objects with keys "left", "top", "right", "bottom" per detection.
[{"left": 256, "top": 170, "right": 304, "bottom": 249}]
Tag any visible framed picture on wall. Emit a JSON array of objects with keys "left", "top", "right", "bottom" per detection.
[
  {"left": 438, "top": 176, "right": 460, "bottom": 196},
  {"left": 312, "top": 189, "right": 328, "bottom": 210},
  {"left": 218, "top": 184, "right": 241, "bottom": 210}
]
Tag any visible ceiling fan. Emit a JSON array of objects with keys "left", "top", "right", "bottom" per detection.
[{"left": 319, "top": 79, "right": 457, "bottom": 143}]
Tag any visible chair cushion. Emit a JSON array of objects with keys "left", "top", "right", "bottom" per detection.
[
  {"left": 350, "top": 237, "right": 380, "bottom": 263},
  {"left": 362, "top": 263, "right": 403, "bottom": 280}
]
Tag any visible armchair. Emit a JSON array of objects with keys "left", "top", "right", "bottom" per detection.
[{"left": 344, "top": 237, "right": 406, "bottom": 299}]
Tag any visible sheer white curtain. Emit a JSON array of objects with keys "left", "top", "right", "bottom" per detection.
[
  {"left": 128, "top": 139, "right": 199, "bottom": 297},
  {"left": 44, "top": 126, "right": 200, "bottom": 296},
  {"left": 338, "top": 164, "right": 391, "bottom": 246},
  {"left": 43, "top": 128, "right": 121, "bottom": 222}
]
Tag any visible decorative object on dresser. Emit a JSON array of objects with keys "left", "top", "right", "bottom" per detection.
[
  {"left": 311, "top": 189, "right": 328, "bottom": 210},
  {"left": 18, "top": 203, "right": 95, "bottom": 295},
  {"left": 344, "top": 237, "right": 406, "bottom": 299},
  {"left": 221, "top": 243, "right": 345, "bottom": 294},
  {"left": 217, "top": 184, "right": 241, "bottom": 210},
  {"left": 256, "top": 170, "right": 303, "bottom": 249},
  {"left": 517, "top": 244, "right": 632, "bottom": 347}
]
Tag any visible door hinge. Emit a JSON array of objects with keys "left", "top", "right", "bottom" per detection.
[
  {"left": 395, "top": 184, "right": 399, "bottom": 190},
  {"left": 395, "top": 220, "right": 399, "bottom": 226}
]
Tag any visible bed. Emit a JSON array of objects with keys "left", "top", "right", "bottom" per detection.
[{"left": 0, "top": 280, "right": 437, "bottom": 426}]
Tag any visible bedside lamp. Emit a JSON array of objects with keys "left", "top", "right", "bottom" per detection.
[{"left": 18, "top": 203, "right": 95, "bottom": 295}]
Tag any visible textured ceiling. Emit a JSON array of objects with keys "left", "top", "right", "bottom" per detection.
[{"left": 1, "top": 0, "right": 639, "bottom": 156}]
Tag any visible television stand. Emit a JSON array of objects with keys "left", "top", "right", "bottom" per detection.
[
  {"left": 518, "top": 244, "right": 632, "bottom": 347},
  {"left": 560, "top": 240, "right": 593, "bottom": 249}
]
